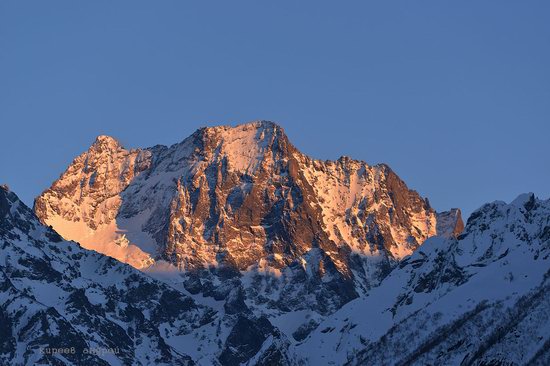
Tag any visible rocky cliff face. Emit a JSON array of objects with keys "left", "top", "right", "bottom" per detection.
[{"left": 34, "top": 121, "right": 462, "bottom": 316}]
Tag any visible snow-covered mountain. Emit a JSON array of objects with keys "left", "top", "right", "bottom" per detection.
[
  {"left": 2, "top": 120, "right": 548, "bottom": 365},
  {"left": 34, "top": 121, "right": 462, "bottom": 318},
  {"left": 0, "top": 185, "right": 297, "bottom": 365},
  {"left": 296, "top": 193, "right": 550, "bottom": 365},
  {"left": 4, "top": 187, "right": 548, "bottom": 365}
]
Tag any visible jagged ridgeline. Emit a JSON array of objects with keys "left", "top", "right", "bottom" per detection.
[{"left": 34, "top": 121, "right": 462, "bottom": 314}]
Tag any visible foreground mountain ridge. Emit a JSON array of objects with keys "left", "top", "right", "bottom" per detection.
[
  {"left": 1, "top": 185, "right": 297, "bottom": 365},
  {"left": 34, "top": 121, "right": 463, "bottom": 317},
  {"left": 297, "top": 192, "right": 550, "bottom": 365}
]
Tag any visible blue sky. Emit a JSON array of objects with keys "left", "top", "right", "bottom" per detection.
[{"left": 1, "top": 1, "right": 548, "bottom": 218}]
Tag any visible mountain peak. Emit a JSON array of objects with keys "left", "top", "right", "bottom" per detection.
[
  {"left": 36, "top": 120, "right": 450, "bottom": 278},
  {"left": 511, "top": 192, "right": 536, "bottom": 209},
  {"left": 0, "top": 184, "right": 11, "bottom": 218},
  {"left": 199, "top": 120, "right": 284, "bottom": 139},
  {"left": 238, "top": 120, "right": 281, "bottom": 130},
  {"left": 248, "top": 120, "right": 282, "bottom": 132},
  {"left": 207, "top": 120, "right": 282, "bottom": 131},
  {"left": 182, "top": 120, "right": 291, "bottom": 173},
  {"left": 436, "top": 208, "right": 464, "bottom": 237},
  {"left": 91, "top": 134, "right": 123, "bottom": 151}
]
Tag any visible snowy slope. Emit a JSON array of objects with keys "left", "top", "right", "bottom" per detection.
[
  {"left": 1, "top": 185, "right": 297, "bottom": 366},
  {"left": 296, "top": 193, "right": 550, "bottom": 365}
]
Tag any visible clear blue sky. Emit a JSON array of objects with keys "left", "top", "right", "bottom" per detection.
[{"left": 1, "top": 1, "right": 548, "bottom": 218}]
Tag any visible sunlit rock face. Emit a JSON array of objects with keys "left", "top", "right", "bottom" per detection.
[
  {"left": 35, "top": 121, "right": 462, "bottom": 314},
  {"left": 34, "top": 135, "right": 154, "bottom": 268}
]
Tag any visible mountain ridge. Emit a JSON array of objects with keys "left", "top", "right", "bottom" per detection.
[
  {"left": 34, "top": 121, "right": 463, "bottom": 318},
  {"left": 296, "top": 192, "right": 550, "bottom": 365},
  {"left": 1, "top": 184, "right": 298, "bottom": 365}
]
